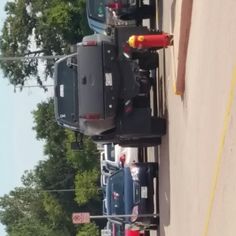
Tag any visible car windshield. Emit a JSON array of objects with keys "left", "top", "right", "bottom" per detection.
[
  {"left": 108, "top": 170, "right": 125, "bottom": 215},
  {"left": 88, "top": 0, "right": 106, "bottom": 22},
  {"left": 54, "top": 55, "right": 78, "bottom": 126},
  {"left": 106, "top": 143, "right": 115, "bottom": 162}
]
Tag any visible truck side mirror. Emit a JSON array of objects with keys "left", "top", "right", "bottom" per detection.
[
  {"left": 71, "top": 132, "right": 84, "bottom": 151},
  {"left": 71, "top": 141, "right": 83, "bottom": 151},
  {"left": 66, "top": 56, "right": 77, "bottom": 68}
]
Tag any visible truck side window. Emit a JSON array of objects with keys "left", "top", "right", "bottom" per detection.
[{"left": 88, "top": 0, "right": 106, "bottom": 22}]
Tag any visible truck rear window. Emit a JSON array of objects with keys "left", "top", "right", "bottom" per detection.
[{"left": 109, "top": 170, "right": 125, "bottom": 215}]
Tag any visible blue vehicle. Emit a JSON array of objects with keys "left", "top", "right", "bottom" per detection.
[
  {"left": 86, "top": 0, "right": 154, "bottom": 34},
  {"left": 106, "top": 163, "right": 158, "bottom": 227}
]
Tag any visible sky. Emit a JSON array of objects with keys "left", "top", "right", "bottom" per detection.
[
  {"left": 0, "top": 1, "right": 53, "bottom": 235},
  {"left": 0, "top": 78, "right": 52, "bottom": 236}
]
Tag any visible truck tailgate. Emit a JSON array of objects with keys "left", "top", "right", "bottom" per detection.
[{"left": 77, "top": 45, "right": 104, "bottom": 119}]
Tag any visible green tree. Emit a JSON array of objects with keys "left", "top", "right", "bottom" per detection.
[
  {"left": 76, "top": 223, "right": 99, "bottom": 236},
  {"left": 66, "top": 131, "right": 100, "bottom": 171},
  {"left": 74, "top": 169, "right": 101, "bottom": 205},
  {"left": 32, "top": 98, "right": 100, "bottom": 171},
  {"left": 0, "top": 0, "right": 92, "bottom": 88},
  {"left": 32, "top": 98, "right": 104, "bottom": 226},
  {"left": 32, "top": 98, "right": 67, "bottom": 157},
  {"left": 0, "top": 187, "right": 47, "bottom": 235},
  {"left": 0, "top": 171, "right": 75, "bottom": 235}
]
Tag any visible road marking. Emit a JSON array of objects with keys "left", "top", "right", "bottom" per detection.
[{"left": 202, "top": 66, "right": 236, "bottom": 236}]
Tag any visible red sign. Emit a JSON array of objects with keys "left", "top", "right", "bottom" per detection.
[{"left": 72, "top": 212, "right": 90, "bottom": 224}]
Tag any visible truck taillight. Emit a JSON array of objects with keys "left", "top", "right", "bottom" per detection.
[
  {"left": 106, "top": 3, "right": 123, "bottom": 10},
  {"left": 122, "top": 43, "right": 132, "bottom": 58},
  {"left": 119, "top": 154, "right": 126, "bottom": 167},
  {"left": 82, "top": 41, "right": 97, "bottom": 46},
  {"left": 130, "top": 164, "right": 139, "bottom": 181},
  {"left": 80, "top": 113, "right": 100, "bottom": 120}
]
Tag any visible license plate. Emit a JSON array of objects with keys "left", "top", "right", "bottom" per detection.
[
  {"left": 141, "top": 186, "right": 148, "bottom": 198},
  {"left": 105, "top": 73, "right": 112, "bottom": 86}
]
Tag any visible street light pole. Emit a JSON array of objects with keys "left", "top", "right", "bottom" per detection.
[
  {"left": 41, "top": 189, "right": 76, "bottom": 193},
  {"left": 0, "top": 55, "right": 66, "bottom": 61},
  {"left": 89, "top": 213, "right": 159, "bottom": 219}
]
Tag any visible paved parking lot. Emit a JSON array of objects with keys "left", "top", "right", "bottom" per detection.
[{"left": 148, "top": 0, "right": 236, "bottom": 236}]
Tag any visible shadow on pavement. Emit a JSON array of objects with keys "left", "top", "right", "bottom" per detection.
[{"left": 159, "top": 126, "right": 171, "bottom": 236}]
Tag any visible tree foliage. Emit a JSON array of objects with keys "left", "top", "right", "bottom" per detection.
[
  {"left": 76, "top": 223, "right": 99, "bottom": 236},
  {"left": 0, "top": 98, "right": 105, "bottom": 235},
  {"left": 32, "top": 98, "right": 67, "bottom": 157},
  {"left": 75, "top": 169, "right": 101, "bottom": 205},
  {"left": 0, "top": 0, "right": 92, "bottom": 88},
  {"left": 66, "top": 131, "right": 100, "bottom": 171}
]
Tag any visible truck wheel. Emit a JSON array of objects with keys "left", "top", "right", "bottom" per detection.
[
  {"left": 151, "top": 117, "right": 166, "bottom": 136},
  {"left": 119, "top": 5, "right": 155, "bottom": 21},
  {"left": 119, "top": 137, "right": 161, "bottom": 147},
  {"left": 133, "top": 96, "right": 150, "bottom": 108},
  {"left": 131, "top": 51, "right": 159, "bottom": 70},
  {"left": 136, "top": 5, "right": 155, "bottom": 19},
  {"left": 148, "top": 163, "right": 158, "bottom": 178},
  {"left": 139, "top": 52, "right": 159, "bottom": 70}
]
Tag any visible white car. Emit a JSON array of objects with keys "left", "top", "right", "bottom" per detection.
[
  {"left": 100, "top": 143, "right": 139, "bottom": 187},
  {"left": 100, "top": 143, "right": 138, "bottom": 170},
  {"left": 114, "top": 145, "right": 138, "bottom": 167}
]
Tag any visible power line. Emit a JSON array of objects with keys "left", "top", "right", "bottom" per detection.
[
  {"left": 42, "top": 189, "right": 76, "bottom": 193},
  {"left": 14, "top": 84, "right": 54, "bottom": 88},
  {"left": 0, "top": 55, "right": 66, "bottom": 61}
]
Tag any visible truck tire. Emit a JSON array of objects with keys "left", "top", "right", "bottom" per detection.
[
  {"left": 136, "top": 5, "right": 155, "bottom": 19},
  {"left": 139, "top": 52, "right": 159, "bottom": 70},
  {"left": 131, "top": 51, "right": 159, "bottom": 70},
  {"left": 151, "top": 117, "right": 167, "bottom": 136},
  {"left": 133, "top": 96, "right": 150, "bottom": 108},
  {"left": 119, "top": 137, "right": 161, "bottom": 147},
  {"left": 119, "top": 5, "right": 155, "bottom": 21},
  {"left": 148, "top": 163, "right": 158, "bottom": 178}
]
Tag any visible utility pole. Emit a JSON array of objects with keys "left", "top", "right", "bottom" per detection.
[
  {"left": 0, "top": 54, "right": 65, "bottom": 92},
  {"left": 13, "top": 84, "right": 54, "bottom": 93}
]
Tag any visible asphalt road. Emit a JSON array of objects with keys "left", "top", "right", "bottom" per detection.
[{"left": 148, "top": 0, "right": 236, "bottom": 236}]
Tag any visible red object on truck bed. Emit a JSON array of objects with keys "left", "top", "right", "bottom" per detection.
[
  {"left": 125, "top": 229, "right": 150, "bottom": 236},
  {"left": 125, "top": 229, "right": 141, "bottom": 236}
]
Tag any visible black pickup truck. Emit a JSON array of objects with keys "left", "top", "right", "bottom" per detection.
[{"left": 54, "top": 26, "right": 166, "bottom": 147}]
